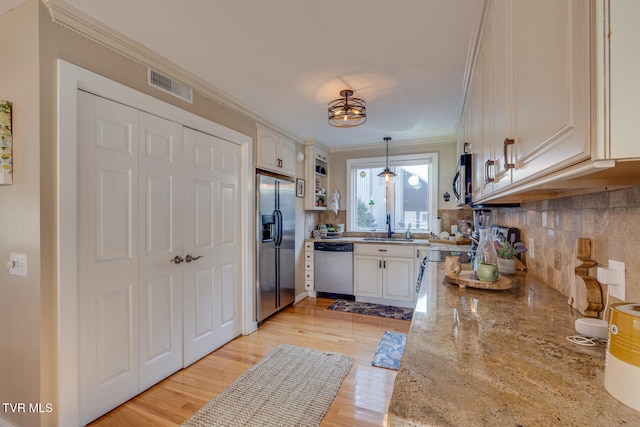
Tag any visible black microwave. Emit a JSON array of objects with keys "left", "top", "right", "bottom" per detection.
[{"left": 452, "top": 153, "right": 472, "bottom": 206}]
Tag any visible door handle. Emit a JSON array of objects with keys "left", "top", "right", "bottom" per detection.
[
  {"left": 503, "top": 138, "right": 515, "bottom": 170},
  {"left": 170, "top": 255, "right": 184, "bottom": 264},
  {"left": 485, "top": 159, "right": 495, "bottom": 183},
  {"left": 185, "top": 254, "right": 203, "bottom": 263}
]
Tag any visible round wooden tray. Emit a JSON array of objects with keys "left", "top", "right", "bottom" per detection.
[{"left": 445, "top": 272, "right": 514, "bottom": 290}]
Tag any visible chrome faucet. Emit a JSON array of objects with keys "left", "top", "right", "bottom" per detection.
[{"left": 386, "top": 213, "right": 392, "bottom": 238}]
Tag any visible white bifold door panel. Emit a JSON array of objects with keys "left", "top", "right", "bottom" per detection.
[
  {"left": 78, "top": 92, "right": 141, "bottom": 424},
  {"left": 182, "top": 127, "right": 242, "bottom": 367},
  {"left": 77, "top": 91, "right": 242, "bottom": 425},
  {"left": 137, "top": 112, "right": 184, "bottom": 391}
]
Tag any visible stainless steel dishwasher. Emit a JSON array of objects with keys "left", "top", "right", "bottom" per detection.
[{"left": 314, "top": 242, "right": 354, "bottom": 298}]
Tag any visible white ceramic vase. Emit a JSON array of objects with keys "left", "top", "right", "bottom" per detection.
[{"left": 498, "top": 257, "right": 516, "bottom": 275}]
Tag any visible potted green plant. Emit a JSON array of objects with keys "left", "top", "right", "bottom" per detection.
[{"left": 495, "top": 235, "right": 526, "bottom": 275}]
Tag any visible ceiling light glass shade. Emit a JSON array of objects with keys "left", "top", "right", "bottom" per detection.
[
  {"left": 377, "top": 136, "right": 397, "bottom": 179},
  {"left": 328, "top": 89, "right": 366, "bottom": 128}
]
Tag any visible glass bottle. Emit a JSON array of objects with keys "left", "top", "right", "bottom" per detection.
[{"left": 473, "top": 228, "right": 499, "bottom": 282}]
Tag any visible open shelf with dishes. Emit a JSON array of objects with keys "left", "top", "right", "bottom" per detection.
[{"left": 305, "top": 139, "right": 330, "bottom": 210}]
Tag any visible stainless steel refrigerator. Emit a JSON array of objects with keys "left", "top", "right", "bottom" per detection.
[{"left": 256, "top": 170, "right": 296, "bottom": 322}]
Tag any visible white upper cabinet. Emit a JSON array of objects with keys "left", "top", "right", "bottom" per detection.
[
  {"left": 256, "top": 126, "right": 296, "bottom": 176},
  {"left": 510, "top": 0, "right": 590, "bottom": 184},
  {"left": 595, "top": 0, "right": 640, "bottom": 160},
  {"left": 461, "top": 0, "right": 640, "bottom": 204}
]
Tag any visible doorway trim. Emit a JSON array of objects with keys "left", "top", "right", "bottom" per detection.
[{"left": 57, "top": 60, "right": 255, "bottom": 426}]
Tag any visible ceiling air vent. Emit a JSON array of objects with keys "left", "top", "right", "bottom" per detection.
[{"left": 148, "top": 69, "right": 193, "bottom": 103}]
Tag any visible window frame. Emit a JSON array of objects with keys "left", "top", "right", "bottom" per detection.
[{"left": 346, "top": 152, "right": 438, "bottom": 233}]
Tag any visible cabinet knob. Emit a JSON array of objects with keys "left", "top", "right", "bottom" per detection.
[{"left": 503, "top": 138, "right": 515, "bottom": 170}]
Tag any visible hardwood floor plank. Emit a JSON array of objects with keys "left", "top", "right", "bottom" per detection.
[{"left": 89, "top": 297, "right": 410, "bottom": 426}]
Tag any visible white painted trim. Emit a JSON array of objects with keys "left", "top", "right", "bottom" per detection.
[
  {"left": 57, "top": 60, "right": 253, "bottom": 426},
  {"left": 329, "top": 136, "right": 456, "bottom": 154},
  {"left": 346, "top": 152, "right": 439, "bottom": 232},
  {"left": 295, "top": 291, "right": 310, "bottom": 304}
]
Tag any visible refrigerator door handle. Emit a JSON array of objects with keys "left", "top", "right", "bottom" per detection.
[{"left": 274, "top": 209, "right": 283, "bottom": 247}]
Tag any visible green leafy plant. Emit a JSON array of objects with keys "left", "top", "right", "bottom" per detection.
[{"left": 495, "top": 235, "right": 526, "bottom": 259}]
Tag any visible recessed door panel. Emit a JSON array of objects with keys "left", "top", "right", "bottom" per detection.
[
  {"left": 96, "top": 168, "right": 133, "bottom": 261},
  {"left": 194, "top": 180, "right": 214, "bottom": 249},
  {"left": 144, "top": 173, "right": 174, "bottom": 254},
  {"left": 143, "top": 277, "right": 173, "bottom": 362},
  {"left": 195, "top": 267, "right": 215, "bottom": 338},
  {"left": 97, "top": 285, "right": 135, "bottom": 383}
]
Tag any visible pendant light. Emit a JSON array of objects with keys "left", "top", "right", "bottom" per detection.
[
  {"left": 377, "top": 137, "right": 396, "bottom": 180},
  {"left": 328, "top": 89, "right": 366, "bottom": 127}
]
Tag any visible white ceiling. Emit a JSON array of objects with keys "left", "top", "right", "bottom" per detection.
[{"left": 3, "top": 0, "right": 484, "bottom": 148}]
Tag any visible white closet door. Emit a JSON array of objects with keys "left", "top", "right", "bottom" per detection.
[
  {"left": 77, "top": 91, "right": 140, "bottom": 425},
  {"left": 182, "top": 128, "right": 242, "bottom": 366},
  {"left": 137, "top": 112, "right": 184, "bottom": 390}
]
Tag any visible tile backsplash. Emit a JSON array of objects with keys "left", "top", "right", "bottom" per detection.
[
  {"left": 305, "top": 209, "right": 472, "bottom": 239},
  {"left": 492, "top": 186, "right": 640, "bottom": 304}
]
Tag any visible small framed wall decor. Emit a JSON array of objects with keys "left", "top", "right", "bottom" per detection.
[
  {"left": 296, "top": 178, "right": 305, "bottom": 198},
  {"left": 0, "top": 100, "right": 13, "bottom": 185}
]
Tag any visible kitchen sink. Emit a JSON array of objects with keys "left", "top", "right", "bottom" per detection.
[{"left": 363, "top": 237, "right": 414, "bottom": 242}]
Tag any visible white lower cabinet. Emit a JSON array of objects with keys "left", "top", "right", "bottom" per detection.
[
  {"left": 304, "top": 241, "right": 315, "bottom": 292},
  {"left": 354, "top": 244, "right": 415, "bottom": 308}
]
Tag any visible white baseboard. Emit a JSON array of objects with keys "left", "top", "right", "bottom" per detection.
[{"left": 294, "top": 291, "right": 309, "bottom": 304}]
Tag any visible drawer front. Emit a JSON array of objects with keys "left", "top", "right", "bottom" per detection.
[
  {"left": 304, "top": 271, "right": 314, "bottom": 281},
  {"left": 305, "top": 261, "right": 314, "bottom": 271},
  {"left": 305, "top": 251, "right": 314, "bottom": 261},
  {"left": 354, "top": 243, "right": 414, "bottom": 258},
  {"left": 304, "top": 280, "right": 314, "bottom": 291},
  {"left": 305, "top": 241, "right": 314, "bottom": 251}
]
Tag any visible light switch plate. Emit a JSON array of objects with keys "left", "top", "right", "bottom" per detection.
[{"left": 9, "top": 252, "right": 27, "bottom": 277}]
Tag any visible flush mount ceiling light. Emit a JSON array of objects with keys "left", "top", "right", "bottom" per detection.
[
  {"left": 377, "top": 137, "right": 397, "bottom": 179},
  {"left": 328, "top": 89, "right": 366, "bottom": 128}
]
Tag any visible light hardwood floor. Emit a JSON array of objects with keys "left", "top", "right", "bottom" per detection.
[{"left": 88, "top": 297, "right": 411, "bottom": 426}]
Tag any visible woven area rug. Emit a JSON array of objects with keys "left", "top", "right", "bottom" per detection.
[
  {"left": 371, "top": 331, "right": 408, "bottom": 370},
  {"left": 327, "top": 299, "right": 413, "bottom": 320},
  {"left": 182, "top": 344, "right": 353, "bottom": 427}
]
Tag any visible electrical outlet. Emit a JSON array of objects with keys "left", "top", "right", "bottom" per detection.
[
  {"left": 597, "top": 260, "right": 626, "bottom": 301},
  {"left": 608, "top": 260, "right": 626, "bottom": 301},
  {"left": 528, "top": 238, "right": 535, "bottom": 259},
  {"left": 8, "top": 252, "right": 28, "bottom": 277}
]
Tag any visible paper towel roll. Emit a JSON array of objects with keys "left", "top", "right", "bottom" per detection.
[{"left": 435, "top": 218, "right": 442, "bottom": 236}]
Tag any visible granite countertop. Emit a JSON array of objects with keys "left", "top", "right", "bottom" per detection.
[
  {"left": 389, "top": 262, "right": 640, "bottom": 426},
  {"left": 307, "top": 236, "right": 432, "bottom": 245}
]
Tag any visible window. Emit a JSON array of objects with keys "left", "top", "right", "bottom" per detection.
[{"left": 347, "top": 153, "right": 438, "bottom": 233}]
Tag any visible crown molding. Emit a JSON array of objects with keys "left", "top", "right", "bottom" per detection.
[
  {"left": 42, "top": 0, "right": 305, "bottom": 144},
  {"left": 329, "top": 135, "right": 457, "bottom": 153}
]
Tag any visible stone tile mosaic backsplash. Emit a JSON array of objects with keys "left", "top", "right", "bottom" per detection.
[
  {"left": 492, "top": 185, "right": 640, "bottom": 305},
  {"left": 305, "top": 187, "right": 639, "bottom": 308}
]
